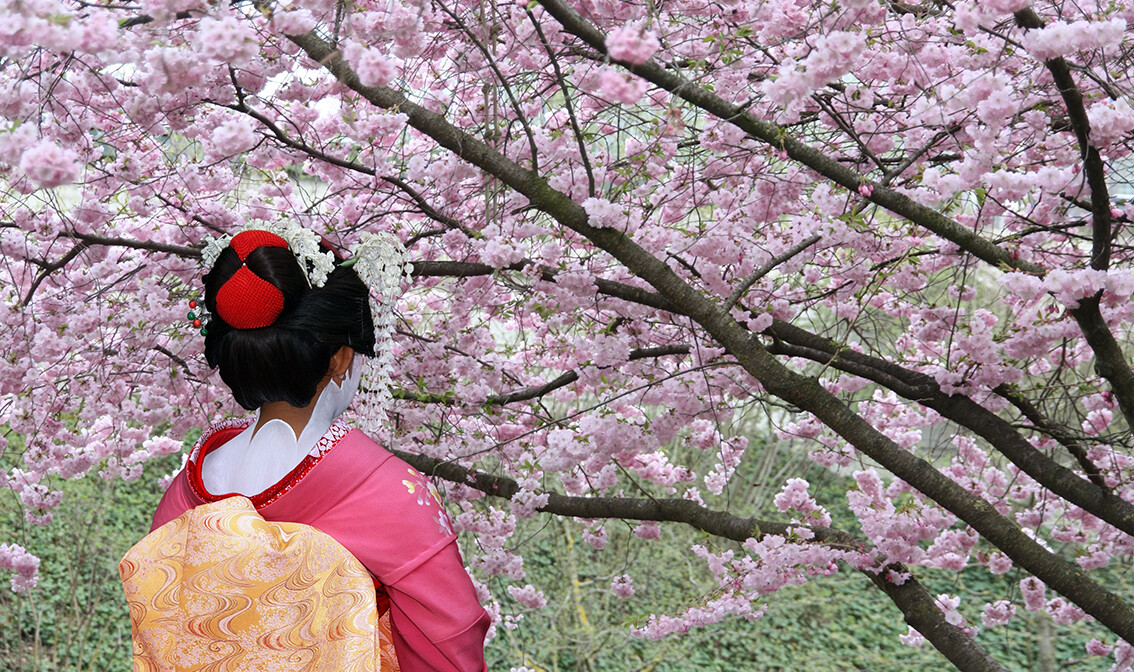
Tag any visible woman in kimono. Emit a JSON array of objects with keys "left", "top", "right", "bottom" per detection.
[{"left": 125, "top": 229, "right": 489, "bottom": 672}]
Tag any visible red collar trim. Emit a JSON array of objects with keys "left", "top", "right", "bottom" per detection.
[{"left": 186, "top": 418, "right": 353, "bottom": 509}]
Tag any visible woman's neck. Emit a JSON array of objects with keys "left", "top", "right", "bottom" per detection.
[
  {"left": 256, "top": 376, "right": 330, "bottom": 438},
  {"left": 256, "top": 400, "right": 315, "bottom": 439}
]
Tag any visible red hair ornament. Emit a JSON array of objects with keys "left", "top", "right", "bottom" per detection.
[{"left": 214, "top": 231, "right": 290, "bottom": 329}]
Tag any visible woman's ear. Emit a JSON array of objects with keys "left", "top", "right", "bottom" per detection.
[{"left": 328, "top": 345, "right": 355, "bottom": 381}]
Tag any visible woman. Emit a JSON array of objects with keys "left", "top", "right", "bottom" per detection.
[{"left": 126, "top": 229, "right": 489, "bottom": 672}]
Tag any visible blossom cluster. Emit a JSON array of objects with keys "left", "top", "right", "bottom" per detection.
[{"left": 0, "top": 543, "right": 39, "bottom": 592}]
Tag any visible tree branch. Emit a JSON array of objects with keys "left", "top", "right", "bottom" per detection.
[
  {"left": 151, "top": 345, "right": 201, "bottom": 382},
  {"left": 537, "top": 0, "right": 1045, "bottom": 277},
  {"left": 66, "top": 231, "right": 201, "bottom": 258},
  {"left": 434, "top": 0, "right": 540, "bottom": 172},
  {"left": 723, "top": 234, "right": 821, "bottom": 313},
  {"left": 392, "top": 344, "right": 691, "bottom": 406},
  {"left": 20, "top": 243, "right": 87, "bottom": 307},
  {"left": 526, "top": 8, "right": 596, "bottom": 197},
  {"left": 227, "top": 100, "right": 476, "bottom": 236},
  {"left": 763, "top": 320, "right": 1134, "bottom": 538},
  {"left": 411, "top": 258, "right": 1134, "bottom": 542},
  {"left": 1012, "top": 8, "right": 1134, "bottom": 429},
  {"left": 992, "top": 384, "right": 1107, "bottom": 489},
  {"left": 411, "top": 259, "right": 683, "bottom": 312},
  {"left": 398, "top": 450, "right": 1009, "bottom": 672},
  {"left": 1068, "top": 295, "right": 1134, "bottom": 428},
  {"left": 1013, "top": 9, "right": 1112, "bottom": 272}
]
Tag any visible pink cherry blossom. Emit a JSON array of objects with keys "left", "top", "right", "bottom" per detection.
[
  {"left": 773, "top": 478, "right": 831, "bottom": 527},
  {"left": 985, "top": 0, "right": 1033, "bottom": 12},
  {"left": 1088, "top": 639, "right": 1115, "bottom": 657},
  {"left": 581, "top": 196, "right": 624, "bottom": 229},
  {"left": 0, "top": 543, "right": 40, "bottom": 592},
  {"left": 210, "top": 117, "right": 258, "bottom": 157},
  {"left": 1087, "top": 98, "right": 1134, "bottom": 147},
  {"left": 1023, "top": 19, "right": 1126, "bottom": 62},
  {"left": 506, "top": 584, "right": 547, "bottom": 609},
  {"left": 633, "top": 521, "right": 661, "bottom": 539},
  {"left": 1116, "top": 640, "right": 1134, "bottom": 672},
  {"left": 596, "top": 67, "right": 648, "bottom": 105},
  {"left": 899, "top": 626, "right": 926, "bottom": 647},
  {"left": 271, "top": 8, "right": 317, "bottom": 36},
  {"left": 18, "top": 140, "right": 80, "bottom": 189},
  {"left": 986, "top": 552, "right": 1013, "bottom": 575},
  {"left": 344, "top": 43, "right": 401, "bottom": 89},
  {"left": 196, "top": 16, "right": 258, "bottom": 65},
  {"left": 605, "top": 21, "right": 660, "bottom": 65},
  {"left": 1046, "top": 597, "right": 1087, "bottom": 625},
  {"left": 611, "top": 574, "right": 635, "bottom": 597},
  {"left": 1021, "top": 577, "right": 1047, "bottom": 612}
]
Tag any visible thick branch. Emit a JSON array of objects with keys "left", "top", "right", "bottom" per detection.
[
  {"left": 1013, "top": 9, "right": 1112, "bottom": 272},
  {"left": 1068, "top": 296, "right": 1134, "bottom": 428},
  {"left": 1011, "top": 9, "right": 1134, "bottom": 428},
  {"left": 398, "top": 450, "right": 1009, "bottom": 672},
  {"left": 764, "top": 320, "right": 1134, "bottom": 538}
]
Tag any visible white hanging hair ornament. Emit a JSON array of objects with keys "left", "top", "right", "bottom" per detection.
[{"left": 341, "top": 231, "right": 412, "bottom": 434}]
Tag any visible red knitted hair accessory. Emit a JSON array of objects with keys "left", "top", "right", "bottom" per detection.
[{"left": 215, "top": 230, "right": 290, "bottom": 329}]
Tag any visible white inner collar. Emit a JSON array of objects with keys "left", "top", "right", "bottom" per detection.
[{"left": 200, "top": 358, "right": 361, "bottom": 497}]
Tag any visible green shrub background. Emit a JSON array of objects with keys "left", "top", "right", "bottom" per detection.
[{"left": 0, "top": 441, "right": 1126, "bottom": 671}]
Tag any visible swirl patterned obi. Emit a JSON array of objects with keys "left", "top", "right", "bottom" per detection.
[{"left": 120, "top": 496, "right": 399, "bottom": 672}]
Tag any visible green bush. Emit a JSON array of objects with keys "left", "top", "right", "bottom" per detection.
[{"left": 0, "top": 453, "right": 181, "bottom": 672}]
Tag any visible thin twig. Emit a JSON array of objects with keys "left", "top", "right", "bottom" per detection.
[{"left": 723, "top": 234, "right": 820, "bottom": 313}]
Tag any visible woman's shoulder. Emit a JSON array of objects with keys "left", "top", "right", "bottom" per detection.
[
  {"left": 280, "top": 431, "right": 458, "bottom": 580},
  {"left": 326, "top": 431, "right": 442, "bottom": 502},
  {"left": 325, "top": 433, "right": 455, "bottom": 533},
  {"left": 326, "top": 424, "right": 399, "bottom": 468}
]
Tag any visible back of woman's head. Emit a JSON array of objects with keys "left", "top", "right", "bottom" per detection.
[{"left": 202, "top": 230, "right": 376, "bottom": 410}]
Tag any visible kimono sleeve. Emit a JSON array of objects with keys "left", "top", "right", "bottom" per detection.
[
  {"left": 386, "top": 541, "right": 491, "bottom": 672},
  {"left": 326, "top": 460, "right": 489, "bottom": 672}
]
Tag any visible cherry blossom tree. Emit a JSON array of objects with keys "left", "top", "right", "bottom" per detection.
[{"left": 2, "top": 0, "right": 1134, "bottom": 670}]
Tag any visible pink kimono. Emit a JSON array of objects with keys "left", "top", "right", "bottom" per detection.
[{"left": 153, "top": 418, "right": 490, "bottom": 672}]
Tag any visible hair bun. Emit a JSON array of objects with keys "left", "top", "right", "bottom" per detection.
[
  {"left": 215, "top": 266, "right": 286, "bottom": 329},
  {"left": 214, "top": 230, "right": 292, "bottom": 329},
  {"left": 230, "top": 230, "right": 289, "bottom": 259}
]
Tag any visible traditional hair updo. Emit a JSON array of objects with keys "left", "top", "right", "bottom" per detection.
[{"left": 202, "top": 231, "right": 376, "bottom": 411}]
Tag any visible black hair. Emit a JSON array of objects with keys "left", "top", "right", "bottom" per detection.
[{"left": 202, "top": 243, "right": 376, "bottom": 410}]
